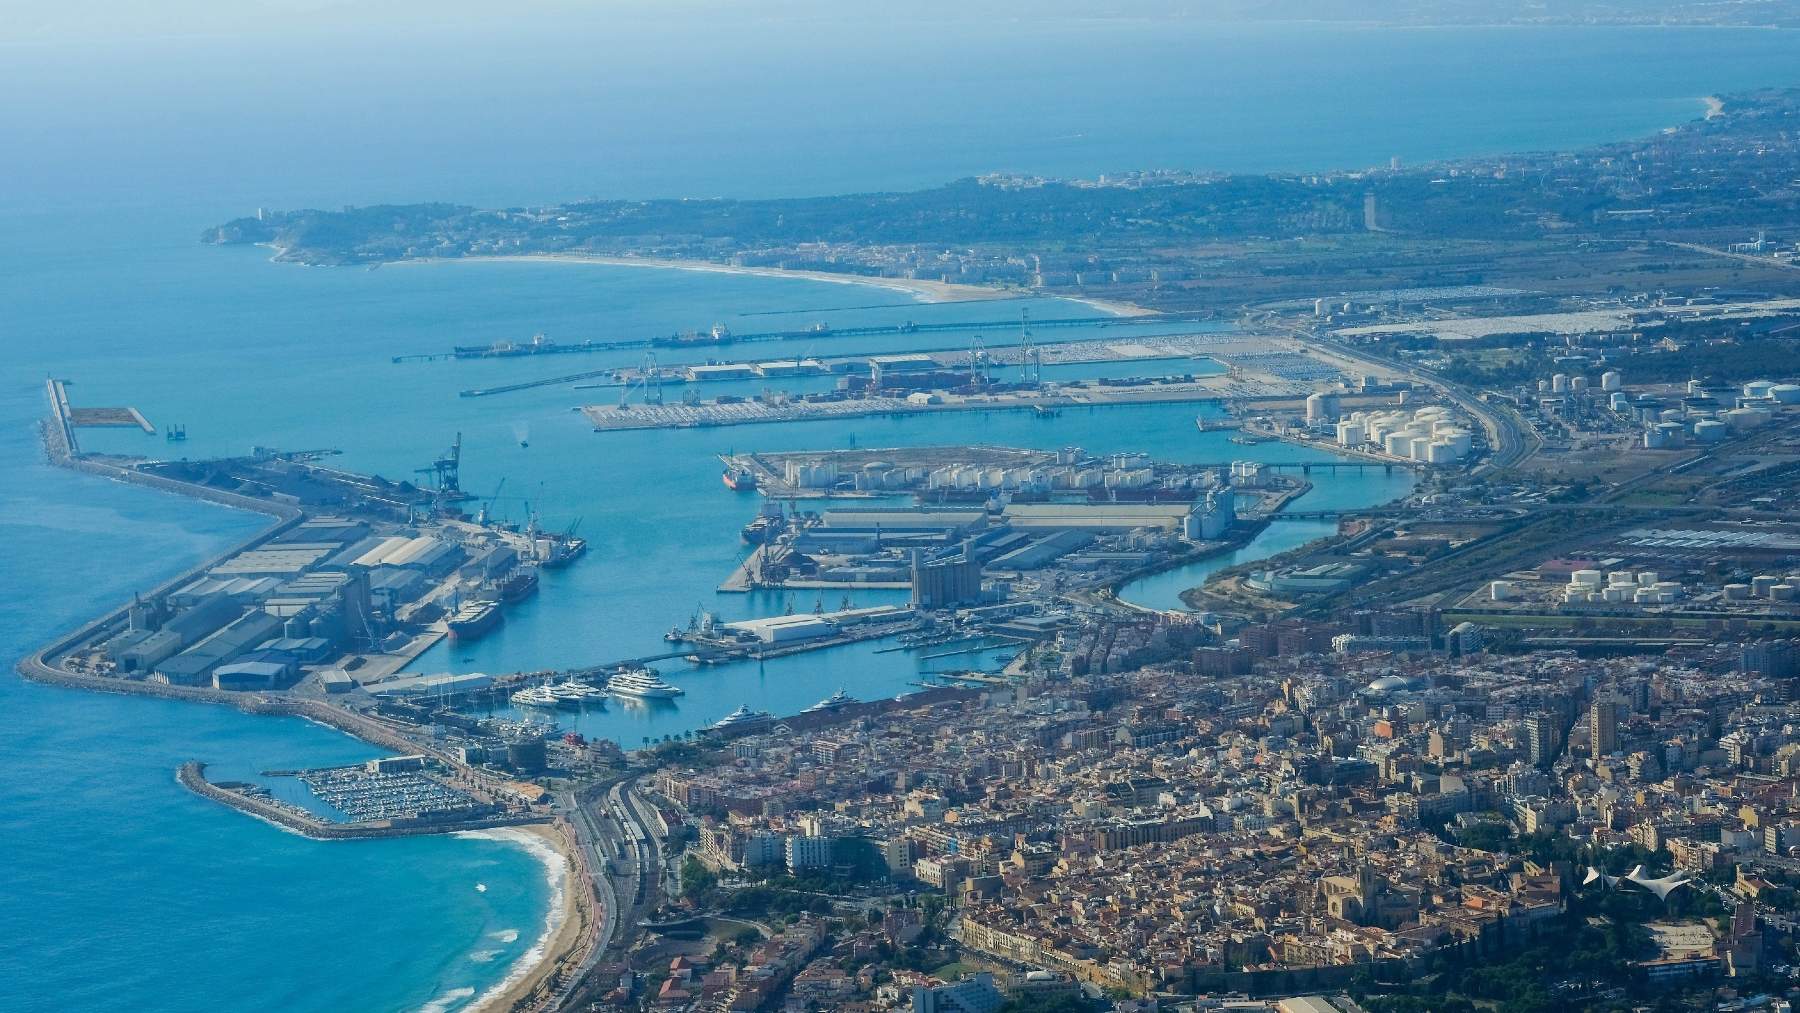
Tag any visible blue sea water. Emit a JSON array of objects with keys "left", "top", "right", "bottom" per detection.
[{"left": 4, "top": 15, "right": 1799, "bottom": 1012}]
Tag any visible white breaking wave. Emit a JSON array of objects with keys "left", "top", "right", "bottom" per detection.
[
  {"left": 416, "top": 986, "right": 475, "bottom": 1013},
  {"left": 454, "top": 828, "right": 568, "bottom": 1013},
  {"left": 468, "top": 949, "right": 502, "bottom": 964},
  {"left": 475, "top": 883, "right": 487, "bottom": 893}
]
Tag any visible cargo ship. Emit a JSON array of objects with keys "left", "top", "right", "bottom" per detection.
[
  {"left": 741, "top": 501, "right": 786, "bottom": 544},
  {"left": 446, "top": 600, "right": 503, "bottom": 640},
  {"left": 538, "top": 533, "right": 586, "bottom": 569},
  {"left": 722, "top": 465, "right": 758, "bottom": 492},
  {"left": 496, "top": 566, "right": 540, "bottom": 603}
]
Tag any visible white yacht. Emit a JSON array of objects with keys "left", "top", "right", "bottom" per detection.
[
  {"left": 801, "top": 688, "right": 854, "bottom": 714},
  {"left": 510, "top": 685, "right": 559, "bottom": 708},
  {"left": 606, "top": 668, "right": 684, "bottom": 700},
  {"left": 711, "top": 704, "right": 773, "bottom": 730},
  {"left": 547, "top": 681, "right": 604, "bottom": 708}
]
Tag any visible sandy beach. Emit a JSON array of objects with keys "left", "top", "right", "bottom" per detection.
[
  {"left": 463, "top": 821, "right": 597, "bottom": 1013},
  {"left": 394, "top": 251, "right": 1156, "bottom": 316}
]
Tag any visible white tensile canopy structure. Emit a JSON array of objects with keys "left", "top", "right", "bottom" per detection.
[{"left": 1582, "top": 864, "right": 1690, "bottom": 901}]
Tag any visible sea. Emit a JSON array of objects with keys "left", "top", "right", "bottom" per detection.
[{"left": 3, "top": 15, "right": 1797, "bottom": 1012}]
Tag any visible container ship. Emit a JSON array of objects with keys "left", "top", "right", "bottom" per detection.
[{"left": 446, "top": 600, "right": 503, "bottom": 640}]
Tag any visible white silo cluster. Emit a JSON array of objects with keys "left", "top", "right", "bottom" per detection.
[
  {"left": 1637, "top": 381, "right": 1783, "bottom": 446},
  {"left": 1563, "top": 569, "right": 1681, "bottom": 605},
  {"left": 1336, "top": 406, "right": 1472, "bottom": 466},
  {"left": 1746, "top": 574, "right": 1800, "bottom": 602}
]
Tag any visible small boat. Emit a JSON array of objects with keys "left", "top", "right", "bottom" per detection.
[
  {"left": 801, "top": 688, "right": 855, "bottom": 714},
  {"left": 510, "top": 685, "right": 559, "bottom": 708},
  {"left": 447, "top": 600, "right": 503, "bottom": 640},
  {"left": 606, "top": 668, "right": 684, "bottom": 699},
  {"left": 712, "top": 704, "right": 773, "bottom": 731}
]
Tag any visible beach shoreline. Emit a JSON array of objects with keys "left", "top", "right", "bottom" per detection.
[
  {"left": 379, "top": 251, "right": 1157, "bottom": 316},
  {"left": 463, "top": 821, "right": 596, "bottom": 1013}
]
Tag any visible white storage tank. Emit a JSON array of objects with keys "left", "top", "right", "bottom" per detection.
[
  {"left": 1773, "top": 384, "right": 1800, "bottom": 405},
  {"left": 1774, "top": 584, "right": 1798, "bottom": 602},
  {"left": 1609, "top": 392, "right": 1630, "bottom": 412},
  {"left": 1571, "top": 569, "right": 1603, "bottom": 587},
  {"left": 1724, "top": 583, "right": 1752, "bottom": 601},
  {"left": 1644, "top": 428, "right": 1669, "bottom": 450},
  {"left": 1694, "top": 420, "right": 1728, "bottom": 442},
  {"left": 1601, "top": 371, "right": 1623, "bottom": 392},
  {"left": 1608, "top": 571, "right": 1634, "bottom": 586},
  {"left": 1745, "top": 380, "right": 1776, "bottom": 400},
  {"left": 1687, "top": 379, "right": 1705, "bottom": 395},
  {"left": 1754, "top": 575, "right": 1780, "bottom": 596},
  {"left": 1410, "top": 437, "right": 1432, "bottom": 460},
  {"left": 1726, "top": 407, "right": 1769, "bottom": 430},
  {"left": 1384, "top": 433, "right": 1411, "bottom": 456},
  {"left": 1336, "top": 421, "right": 1363, "bottom": 447},
  {"left": 1490, "top": 580, "right": 1515, "bottom": 601},
  {"left": 1570, "top": 375, "right": 1589, "bottom": 391},
  {"left": 1634, "top": 587, "right": 1657, "bottom": 604},
  {"left": 1425, "top": 441, "right": 1455, "bottom": 465},
  {"left": 1551, "top": 373, "right": 1569, "bottom": 393},
  {"left": 1537, "top": 379, "right": 1551, "bottom": 393},
  {"left": 1636, "top": 571, "right": 1658, "bottom": 586},
  {"left": 1603, "top": 586, "right": 1630, "bottom": 603}
]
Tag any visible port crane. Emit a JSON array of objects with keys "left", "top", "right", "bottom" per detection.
[
  {"left": 1019, "top": 308, "right": 1043, "bottom": 386},
  {"left": 415, "top": 432, "right": 463, "bottom": 496},
  {"left": 619, "top": 353, "right": 664, "bottom": 407}
]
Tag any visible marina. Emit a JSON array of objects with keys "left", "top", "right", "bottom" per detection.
[{"left": 293, "top": 764, "right": 489, "bottom": 823}]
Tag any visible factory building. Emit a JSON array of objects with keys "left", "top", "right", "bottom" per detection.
[{"left": 151, "top": 609, "right": 285, "bottom": 687}]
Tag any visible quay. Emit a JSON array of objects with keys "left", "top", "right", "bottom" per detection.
[{"left": 585, "top": 382, "right": 1249, "bottom": 432}]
